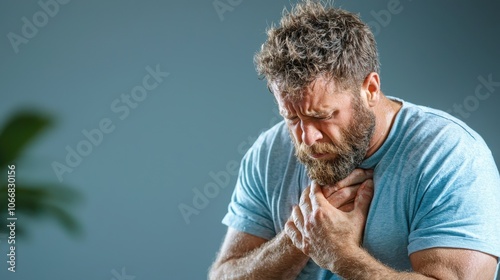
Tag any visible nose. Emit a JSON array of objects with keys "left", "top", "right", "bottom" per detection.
[{"left": 301, "top": 122, "right": 323, "bottom": 146}]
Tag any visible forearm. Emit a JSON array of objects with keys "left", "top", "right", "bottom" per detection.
[
  {"left": 210, "top": 231, "right": 309, "bottom": 280},
  {"left": 333, "top": 247, "right": 434, "bottom": 280}
]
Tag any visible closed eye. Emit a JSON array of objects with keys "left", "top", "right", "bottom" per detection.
[
  {"left": 316, "top": 114, "right": 333, "bottom": 121},
  {"left": 286, "top": 116, "right": 299, "bottom": 124}
]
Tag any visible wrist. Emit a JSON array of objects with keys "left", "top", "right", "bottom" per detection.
[
  {"left": 281, "top": 231, "right": 310, "bottom": 262},
  {"left": 327, "top": 243, "right": 363, "bottom": 274},
  {"left": 329, "top": 245, "right": 399, "bottom": 280}
]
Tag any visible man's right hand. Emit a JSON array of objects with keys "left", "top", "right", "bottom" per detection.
[{"left": 319, "top": 169, "right": 374, "bottom": 212}]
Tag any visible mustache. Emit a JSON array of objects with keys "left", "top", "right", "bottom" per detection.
[{"left": 298, "top": 142, "right": 340, "bottom": 155}]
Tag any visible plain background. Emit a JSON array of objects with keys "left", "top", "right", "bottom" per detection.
[{"left": 0, "top": 0, "right": 499, "bottom": 279}]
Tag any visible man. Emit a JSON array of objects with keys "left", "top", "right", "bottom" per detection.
[{"left": 209, "top": 1, "right": 500, "bottom": 279}]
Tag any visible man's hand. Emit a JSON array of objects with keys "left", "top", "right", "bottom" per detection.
[
  {"left": 322, "top": 169, "right": 374, "bottom": 211},
  {"left": 285, "top": 178, "right": 374, "bottom": 271}
]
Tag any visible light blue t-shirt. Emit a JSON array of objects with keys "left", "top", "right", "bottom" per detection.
[{"left": 222, "top": 98, "right": 500, "bottom": 279}]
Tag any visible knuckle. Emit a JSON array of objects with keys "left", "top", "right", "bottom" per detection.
[{"left": 312, "top": 208, "right": 324, "bottom": 220}]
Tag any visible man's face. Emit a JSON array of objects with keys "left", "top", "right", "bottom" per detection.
[{"left": 273, "top": 77, "right": 376, "bottom": 186}]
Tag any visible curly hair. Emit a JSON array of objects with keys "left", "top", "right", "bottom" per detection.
[{"left": 254, "top": 0, "right": 379, "bottom": 100}]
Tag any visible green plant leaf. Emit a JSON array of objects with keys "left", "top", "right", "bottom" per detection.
[
  {"left": 0, "top": 184, "right": 82, "bottom": 237},
  {"left": 0, "top": 111, "right": 52, "bottom": 166},
  {"left": 0, "top": 110, "right": 83, "bottom": 239}
]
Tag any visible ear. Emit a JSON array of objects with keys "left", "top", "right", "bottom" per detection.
[{"left": 361, "top": 72, "right": 381, "bottom": 107}]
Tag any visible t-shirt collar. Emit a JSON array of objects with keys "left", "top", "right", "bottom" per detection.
[{"left": 359, "top": 96, "right": 405, "bottom": 169}]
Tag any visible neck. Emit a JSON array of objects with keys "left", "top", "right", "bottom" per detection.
[{"left": 365, "top": 95, "right": 402, "bottom": 158}]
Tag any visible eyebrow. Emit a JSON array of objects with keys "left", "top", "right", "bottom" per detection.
[
  {"left": 308, "top": 111, "right": 330, "bottom": 118},
  {"left": 279, "top": 108, "right": 331, "bottom": 119}
]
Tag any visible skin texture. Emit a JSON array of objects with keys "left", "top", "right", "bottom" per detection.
[
  {"left": 272, "top": 73, "right": 400, "bottom": 160},
  {"left": 285, "top": 181, "right": 374, "bottom": 270},
  {"left": 209, "top": 169, "right": 373, "bottom": 280},
  {"left": 289, "top": 88, "right": 376, "bottom": 186}
]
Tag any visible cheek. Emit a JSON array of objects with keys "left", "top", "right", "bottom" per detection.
[
  {"left": 323, "top": 111, "right": 355, "bottom": 142},
  {"left": 320, "top": 124, "right": 343, "bottom": 144}
]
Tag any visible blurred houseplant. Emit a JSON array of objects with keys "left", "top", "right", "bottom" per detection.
[{"left": 0, "top": 111, "right": 82, "bottom": 237}]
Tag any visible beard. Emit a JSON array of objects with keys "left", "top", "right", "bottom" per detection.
[{"left": 291, "top": 95, "right": 376, "bottom": 186}]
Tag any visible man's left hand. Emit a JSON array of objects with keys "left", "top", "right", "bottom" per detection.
[{"left": 284, "top": 179, "right": 374, "bottom": 271}]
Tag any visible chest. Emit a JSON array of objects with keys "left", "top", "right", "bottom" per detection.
[{"left": 363, "top": 171, "right": 419, "bottom": 270}]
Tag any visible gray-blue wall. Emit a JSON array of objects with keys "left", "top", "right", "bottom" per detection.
[{"left": 1, "top": 0, "right": 499, "bottom": 279}]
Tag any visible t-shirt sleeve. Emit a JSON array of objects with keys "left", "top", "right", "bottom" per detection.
[
  {"left": 221, "top": 135, "right": 276, "bottom": 240},
  {"left": 408, "top": 128, "right": 500, "bottom": 258}
]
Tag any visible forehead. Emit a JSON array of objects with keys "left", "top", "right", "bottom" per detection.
[{"left": 270, "top": 78, "right": 351, "bottom": 116}]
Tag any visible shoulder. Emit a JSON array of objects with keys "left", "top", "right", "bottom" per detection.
[
  {"left": 394, "top": 100, "right": 491, "bottom": 161},
  {"left": 244, "top": 121, "right": 294, "bottom": 164},
  {"left": 398, "top": 100, "right": 479, "bottom": 141},
  {"left": 253, "top": 121, "right": 293, "bottom": 150},
  {"left": 387, "top": 98, "right": 499, "bottom": 191},
  {"left": 396, "top": 102, "right": 500, "bottom": 258}
]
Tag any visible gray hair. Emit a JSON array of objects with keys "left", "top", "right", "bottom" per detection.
[{"left": 254, "top": 0, "right": 380, "bottom": 100}]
